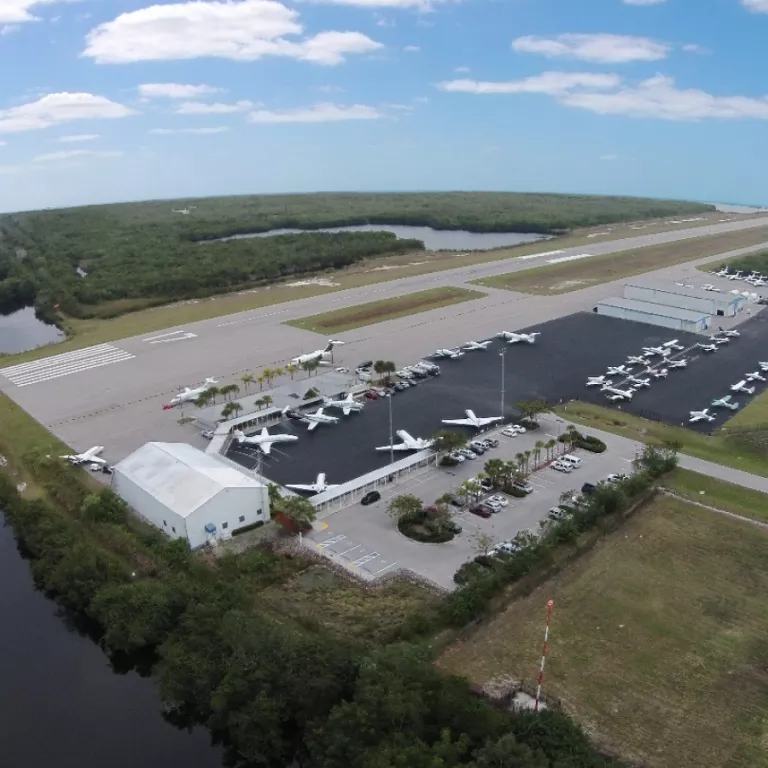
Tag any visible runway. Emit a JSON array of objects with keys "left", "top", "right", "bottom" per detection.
[{"left": 2, "top": 216, "right": 768, "bottom": 464}]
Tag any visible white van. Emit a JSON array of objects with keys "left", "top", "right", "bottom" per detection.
[{"left": 560, "top": 454, "right": 582, "bottom": 468}]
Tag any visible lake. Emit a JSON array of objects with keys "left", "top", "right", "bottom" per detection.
[
  {"left": 0, "top": 307, "right": 65, "bottom": 354},
  {"left": 208, "top": 224, "right": 551, "bottom": 251},
  {"left": 0, "top": 513, "right": 224, "bottom": 768}
]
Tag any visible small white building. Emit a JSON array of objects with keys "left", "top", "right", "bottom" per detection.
[{"left": 114, "top": 442, "right": 269, "bottom": 549}]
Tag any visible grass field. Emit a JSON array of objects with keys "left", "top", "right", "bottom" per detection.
[
  {"left": 556, "top": 400, "right": 768, "bottom": 477},
  {"left": 286, "top": 286, "right": 484, "bottom": 334},
  {"left": 439, "top": 495, "right": 768, "bottom": 768},
  {"left": 665, "top": 468, "right": 768, "bottom": 523},
  {"left": 472, "top": 226, "right": 768, "bottom": 295}
]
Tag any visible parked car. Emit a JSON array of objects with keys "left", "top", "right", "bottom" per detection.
[
  {"left": 364, "top": 390, "right": 378, "bottom": 400},
  {"left": 334, "top": 367, "right": 350, "bottom": 374},
  {"left": 448, "top": 451, "right": 466, "bottom": 463},
  {"left": 560, "top": 454, "right": 582, "bottom": 468},
  {"left": 357, "top": 360, "right": 373, "bottom": 371},
  {"left": 548, "top": 506, "right": 570, "bottom": 521},
  {"left": 481, "top": 438, "right": 499, "bottom": 448},
  {"left": 486, "top": 494, "right": 508, "bottom": 507},
  {"left": 445, "top": 493, "right": 463, "bottom": 507},
  {"left": 445, "top": 520, "right": 462, "bottom": 534},
  {"left": 361, "top": 490, "right": 381, "bottom": 505},
  {"left": 457, "top": 448, "right": 476, "bottom": 460},
  {"left": 101, "top": 465, "right": 114, "bottom": 475},
  {"left": 512, "top": 480, "right": 534, "bottom": 495},
  {"left": 479, "top": 478, "right": 493, "bottom": 492},
  {"left": 201, "top": 430, "right": 214, "bottom": 440},
  {"left": 484, "top": 499, "right": 504, "bottom": 513},
  {"left": 469, "top": 504, "right": 493, "bottom": 519},
  {"left": 551, "top": 460, "right": 573, "bottom": 473},
  {"left": 394, "top": 382, "right": 409, "bottom": 391},
  {"left": 605, "top": 473, "right": 628, "bottom": 484},
  {"left": 581, "top": 482, "right": 597, "bottom": 495},
  {"left": 469, "top": 441, "right": 486, "bottom": 455}
]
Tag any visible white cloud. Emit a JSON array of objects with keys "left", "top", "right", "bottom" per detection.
[
  {"left": 138, "top": 83, "right": 223, "bottom": 99},
  {"left": 413, "top": 95, "right": 429, "bottom": 104},
  {"left": 149, "top": 126, "right": 230, "bottom": 134},
  {"left": 454, "top": 65, "right": 469, "bottom": 73},
  {"left": 512, "top": 33, "right": 669, "bottom": 63},
  {"left": 248, "top": 102, "right": 383, "bottom": 123},
  {"left": 175, "top": 100, "right": 254, "bottom": 114},
  {"left": 318, "top": 84, "right": 344, "bottom": 93},
  {"left": 34, "top": 149, "right": 122, "bottom": 162},
  {"left": 83, "top": 0, "right": 383, "bottom": 66},
  {"left": 301, "top": 0, "right": 444, "bottom": 6},
  {"left": 0, "top": 92, "right": 135, "bottom": 135},
  {"left": 622, "top": 0, "right": 666, "bottom": 5},
  {"left": 560, "top": 74, "right": 768, "bottom": 120},
  {"left": 743, "top": 0, "right": 768, "bottom": 11},
  {"left": 57, "top": 133, "right": 99, "bottom": 142},
  {"left": 0, "top": 0, "right": 84, "bottom": 24},
  {"left": 600, "top": 153, "right": 618, "bottom": 161},
  {"left": 374, "top": 13, "right": 394, "bottom": 26},
  {"left": 0, "top": 23, "right": 21, "bottom": 34},
  {"left": 437, "top": 71, "right": 621, "bottom": 95},
  {"left": 403, "top": 44, "right": 420, "bottom": 52}
]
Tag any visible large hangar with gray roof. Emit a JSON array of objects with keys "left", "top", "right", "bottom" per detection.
[
  {"left": 595, "top": 297, "right": 711, "bottom": 332},
  {"left": 114, "top": 442, "right": 270, "bottom": 549},
  {"left": 623, "top": 279, "right": 744, "bottom": 317}
]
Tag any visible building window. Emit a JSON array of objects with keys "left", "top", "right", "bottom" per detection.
[
  {"left": 222, "top": 522, "right": 229, "bottom": 529},
  {"left": 171, "top": 526, "right": 176, "bottom": 533},
  {"left": 239, "top": 515, "right": 245, "bottom": 523}
]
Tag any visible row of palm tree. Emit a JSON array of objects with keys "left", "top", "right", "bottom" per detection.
[{"left": 482, "top": 438, "right": 561, "bottom": 486}]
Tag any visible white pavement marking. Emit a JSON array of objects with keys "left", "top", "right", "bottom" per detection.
[
  {"left": 349, "top": 552, "right": 380, "bottom": 568},
  {"left": 338, "top": 544, "right": 361, "bottom": 556},
  {"left": 1, "top": 344, "right": 135, "bottom": 387},
  {"left": 143, "top": 330, "right": 197, "bottom": 343},
  {"left": 317, "top": 534, "right": 346, "bottom": 548},
  {"left": 373, "top": 562, "right": 398, "bottom": 575}
]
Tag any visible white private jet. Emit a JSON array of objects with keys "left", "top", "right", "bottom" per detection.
[
  {"left": 322, "top": 393, "right": 364, "bottom": 415},
  {"left": 667, "top": 359, "right": 688, "bottom": 369},
  {"left": 714, "top": 268, "right": 730, "bottom": 277},
  {"left": 651, "top": 368, "right": 668, "bottom": 379},
  {"left": 164, "top": 377, "right": 218, "bottom": 409},
  {"left": 462, "top": 340, "right": 492, "bottom": 351},
  {"left": 606, "top": 365, "right": 633, "bottom": 376},
  {"left": 716, "top": 329, "right": 740, "bottom": 338},
  {"left": 731, "top": 380, "right": 756, "bottom": 395},
  {"left": 627, "top": 376, "right": 651, "bottom": 388},
  {"left": 286, "top": 473, "right": 339, "bottom": 494},
  {"left": 642, "top": 346, "right": 672, "bottom": 358},
  {"left": 711, "top": 336, "right": 730, "bottom": 346},
  {"left": 689, "top": 409, "right": 715, "bottom": 423},
  {"left": 711, "top": 395, "right": 739, "bottom": 410},
  {"left": 499, "top": 331, "right": 540, "bottom": 344},
  {"left": 627, "top": 355, "right": 646, "bottom": 365},
  {"left": 282, "top": 406, "right": 339, "bottom": 431},
  {"left": 663, "top": 339, "right": 684, "bottom": 351},
  {"left": 375, "top": 430, "right": 435, "bottom": 452},
  {"left": 586, "top": 376, "right": 607, "bottom": 387},
  {"left": 602, "top": 386, "right": 634, "bottom": 400},
  {"left": 432, "top": 348, "right": 464, "bottom": 359},
  {"left": 233, "top": 428, "right": 298, "bottom": 455},
  {"left": 291, "top": 340, "right": 344, "bottom": 367},
  {"left": 696, "top": 343, "right": 718, "bottom": 352},
  {"left": 442, "top": 409, "right": 503, "bottom": 429},
  {"left": 745, "top": 371, "right": 767, "bottom": 382},
  {"left": 60, "top": 446, "right": 107, "bottom": 466},
  {"left": 701, "top": 284, "right": 721, "bottom": 292},
  {"left": 759, "top": 362, "right": 768, "bottom": 371}
]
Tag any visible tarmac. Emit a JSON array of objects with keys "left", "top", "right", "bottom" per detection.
[{"left": 2, "top": 216, "right": 768, "bottom": 465}]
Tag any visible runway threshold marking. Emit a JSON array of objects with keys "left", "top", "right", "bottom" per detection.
[{"left": 143, "top": 330, "right": 197, "bottom": 344}]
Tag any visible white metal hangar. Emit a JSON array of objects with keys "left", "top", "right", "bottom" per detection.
[
  {"left": 113, "top": 442, "right": 269, "bottom": 549},
  {"left": 623, "top": 279, "right": 744, "bottom": 317},
  {"left": 595, "top": 297, "right": 710, "bottom": 333}
]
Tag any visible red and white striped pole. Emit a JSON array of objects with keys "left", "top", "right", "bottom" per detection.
[{"left": 534, "top": 599, "right": 554, "bottom": 712}]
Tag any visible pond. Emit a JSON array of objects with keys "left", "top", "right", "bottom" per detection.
[
  {"left": 0, "top": 307, "right": 65, "bottom": 354},
  {"left": 206, "top": 224, "right": 551, "bottom": 251},
  {"left": 0, "top": 512, "right": 224, "bottom": 768}
]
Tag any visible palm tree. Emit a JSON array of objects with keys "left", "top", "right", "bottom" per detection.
[
  {"left": 241, "top": 373, "right": 254, "bottom": 394},
  {"left": 273, "top": 367, "right": 285, "bottom": 380},
  {"left": 515, "top": 452, "right": 525, "bottom": 473},
  {"left": 207, "top": 386, "right": 220, "bottom": 405},
  {"left": 534, "top": 440, "right": 545, "bottom": 468},
  {"left": 262, "top": 367, "right": 274, "bottom": 388},
  {"left": 221, "top": 402, "right": 235, "bottom": 420},
  {"left": 230, "top": 402, "right": 243, "bottom": 419},
  {"left": 523, "top": 450, "right": 533, "bottom": 473},
  {"left": 255, "top": 397, "right": 266, "bottom": 411},
  {"left": 373, "top": 360, "right": 386, "bottom": 384},
  {"left": 286, "top": 364, "right": 298, "bottom": 380},
  {"left": 484, "top": 458, "right": 507, "bottom": 487},
  {"left": 262, "top": 395, "right": 274, "bottom": 409},
  {"left": 382, "top": 360, "right": 396, "bottom": 385},
  {"left": 545, "top": 438, "right": 557, "bottom": 461},
  {"left": 257, "top": 373, "right": 265, "bottom": 391}
]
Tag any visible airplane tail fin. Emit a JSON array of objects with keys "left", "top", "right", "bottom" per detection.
[
  {"left": 281, "top": 406, "right": 291, "bottom": 415},
  {"left": 233, "top": 429, "right": 245, "bottom": 441}
]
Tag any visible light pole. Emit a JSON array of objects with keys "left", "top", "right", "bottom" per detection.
[
  {"left": 388, "top": 392, "right": 394, "bottom": 465},
  {"left": 499, "top": 348, "right": 506, "bottom": 420}
]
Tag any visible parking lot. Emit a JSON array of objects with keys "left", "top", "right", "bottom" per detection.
[{"left": 302, "top": 414, "right": 640, "bottom": 589}]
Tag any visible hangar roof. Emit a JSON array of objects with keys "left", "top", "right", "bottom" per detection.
[
  {"left": 598, "top": 297, "right": 709, "bottom": 322},
  {"left": 625, "top": 279, "right": 742, "bottom": 303},
  {"left": 115, "top": 442, "right": 263, "bottom": 518}
]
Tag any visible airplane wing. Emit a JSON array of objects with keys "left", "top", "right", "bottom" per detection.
[
  {"left": 734, "top": 380, "right": 746, "bottom": 388},
  {"left": 442, "top": 418, "right": 473, "bottom": 426},
  {"left": 376, "top": 443, "right": 409, "bottom": 452},
  {"left": 475, "top": 416, "right": 503, "bottom": 426},
  {"left": 396, "top": 430, "right": 414, "bottom": 444},
  {"left": 307, "top": 421, "right": 319, "bottom": 431},
  {"left": 286, "top": 483, "right": 316, "bottom": 492},
  {"left": 260, "top": 441, "right": 273, "bottom": 455},
  {"left": 315, "top": 408, "right": 324, "bottom": 417},
  {"left": 342, "top": 406, "right": 352, "bottom": 416}
]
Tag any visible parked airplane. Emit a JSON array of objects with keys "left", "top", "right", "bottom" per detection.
[
  {"left": 233, "top": 428, "right": 298, "bottom": 455},
  {"left": 651, "top": 369, "right": 668, "bottom": 379},
  {"left": 286, "top": 473, "right": 339, "bottom": 494},
  {"left": 689, "top": 409, "right": 715, "bottom": 423},
  {"left": 432, "top": 348, "right": 464, "bottom": 359},
  {"left": 626, "top": 355, "right": 646, "bottom": 365},
  {"left": 586, "top": 376, "right": 607, "bottom": 387},
  {"left": 291, "top": 340, "right": 344, "bottom": 367},
  {"left": 282, "top": 406, "right": 339, "bottom": 431},
  {"left": 716, "top": 329, "right": 740, "bottom": 338},
  {"left": 759, "top": 362, "right": 768, "bottom": 371},
  {"left": 606, "top": 365, "right": 633, "bottom": 376},
  {"left": 711, "top": 395, "right": 739, "bottom": 410},
  {"left": 667, "top": 359, "right": 688, "bottom": 369},
  {"left": 375, "top": 430, "right": 435, "bottom": 452},
  {"left": 60, "top": 446, "right": 107, "bottom": 466},
  {"left": 627, "top": 376, "right": 651, "bottom": 388},
  {"left": 731, "top": 380, "right": 756, "bottom": 395},
  {"left": 642, "top": 346, "right": 672, "bottom": 357},
  {"left": 322, "top": 393, "right": 364, "bottom": 415},
  {"left": 602, "top": 386, "right": 634, "bottom": 400},
  {"left": 711, "top": 336, "right": 730, "bottom": 345},
  {"left": 442, "top": 409, "right": 503, "bottom": 429},
  {"left": 696, "top": 343, "right": 718, "bottom": 352},
  {"left": 714, "top": 268, "right": 730, "bottom": 277},
  {"left": 663, "top": 339, "right": 684, "bottom": 351},
  {"left": 164, "top": 377, "right": 218, "bottom": 409},
  {"left": 746, "top": 371, "right": 767, "bottom": 382},
  {"left": 462, "top": 340, "right": 492, "bottom": 351},
  {"left": 499, "top": 331, "right": 540, "bottom": 344}
]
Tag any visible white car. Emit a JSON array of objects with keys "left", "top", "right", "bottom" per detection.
[
  {"left": 457, "top": 448, "right": 476, "bottom": 460},
  {"left": 605, "top": 473, "right": 628, "bottom": 484},
  {"left": 502, "top": 426, "right": 525, "bottom": 437},
  {"left": 448, "top": 451, "right": 466, "bottom": 463},
  {"left": 486, "top": 494, "right": 508, "bottom": 507},
  {"left": 551, "top": 460, "right": 573, "bottom": 473}
]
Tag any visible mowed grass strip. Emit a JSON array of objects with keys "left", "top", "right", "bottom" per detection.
[
  {"left": 286, "top": 286, "right": 485, "bottom": 334},
  {"left": 665, "top": 467, "right": 768, "bottom": 523},
  {"left": 472, "top": 226, "right": 768, "bottom": 295},
  {"left": 555, "top": 400, "right": 768, "bottom": 477},
  {"left": 439, "top": 496, "right": 768, "bottom": 768}
]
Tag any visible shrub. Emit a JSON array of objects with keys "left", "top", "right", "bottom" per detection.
[
  {"left": 576, "top": 437, "right": 606, "bottom": 453},
  {"left": 518, "top": 418, "right": 539, "bottom": 430},
  {"left": 508, "top": 487, "right": 528, "bottom": 498},
  {"left": 440, "top": 456, "right": 459, "bottom": 467}
]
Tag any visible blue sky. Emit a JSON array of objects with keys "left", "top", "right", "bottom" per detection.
[{"left": 1, "top": 0, "right": 767, "bottom": 212}]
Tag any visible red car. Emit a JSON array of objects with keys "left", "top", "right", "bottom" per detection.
[
  {"left": 469, "top": 505, "right": 493, "bottom": 519},
  {"left": 364, "top": 390, "right": 379, "bottom": 400}
]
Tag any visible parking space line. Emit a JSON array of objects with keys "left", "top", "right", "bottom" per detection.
[
  {"left": 372, "top": 562, "right": 398, "bottom": 575},
  {"left": 349, "top": 552, "right": 380, "bottom": 568},
  {"left": 338, "top": 544, "right": 361, "bottom": 557},
  {"left": 317, "top": 534, "right": 346, "bottom": 549}
]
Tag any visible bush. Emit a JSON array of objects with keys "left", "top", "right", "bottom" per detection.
[
  {"left": 440, "top": 456, "right": 459, "bottom": 467},
  {"left": 518, "top": 418, "right": 539, "bottom": 430},
  {"left": 232, "top": 520, "right": 264, "bottom": 536},
  {"left": 397, "top": 516, "right": 455, "bottom": 544},
  {"left": 576, "top": 437, "right": 606, "bottom": 453},
  {"left": 508, "top": 487, "right": 528, "bottom": 498}
]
